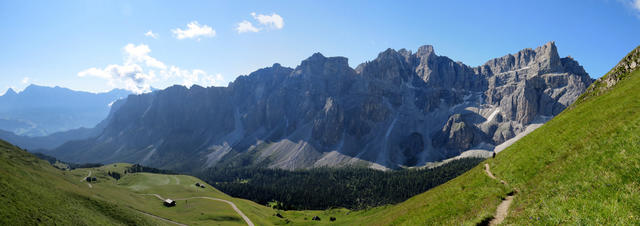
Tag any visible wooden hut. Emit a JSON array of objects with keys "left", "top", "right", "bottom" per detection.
[{"left": 164, "top": 199, "right": 176, "bottom": 207}]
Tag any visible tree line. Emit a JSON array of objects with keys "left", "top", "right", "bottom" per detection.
[
  {"left": 200, "top": 157, "right": 483, "bottom": 210},
  {"left": 33, "top": 152, "right": 102, "bottom": 170},
  {"left": 125, "top": 164, "right": 176, "bottom": 174}
]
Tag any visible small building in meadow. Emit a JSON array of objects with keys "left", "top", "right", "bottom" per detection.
[{"left": 164, "top": 199, "right": 176, "bottom": 207}]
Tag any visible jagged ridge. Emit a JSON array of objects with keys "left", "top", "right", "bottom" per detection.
[{"left": 49, "top": 42, "right": 592, "bottom": 172}]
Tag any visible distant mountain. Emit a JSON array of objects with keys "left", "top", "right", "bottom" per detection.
[
  {"left": 0, "top": 128, "right": 97, "bottom": 151},
  {"left": 50, "top": 42, "right": 592, "bottom": 172},
  {"left": 0, "top": 97, "right": 127, "bottom": 151},
  {"left": 0, "top": 85, "right": 130, "bottom": 136}
]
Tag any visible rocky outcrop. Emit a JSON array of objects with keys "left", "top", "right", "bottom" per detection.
[
  {"left": 50, "top": 42, "right": 592, "bottom": 172},
  {"left": 432, "top": 114, "right": 484, "bottom": 156},
  {"left": 583, "top": 45, "right": 640, "bottom": 98}
]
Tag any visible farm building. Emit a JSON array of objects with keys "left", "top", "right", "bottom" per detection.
[{"left": 164, "top": 199, "right": 176, "bottom": 207}]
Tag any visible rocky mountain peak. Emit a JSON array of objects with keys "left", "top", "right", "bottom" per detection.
[
  {"left": 397, "top": 48, "right": 412, "bottom": 59},
  {"left": 480, "top": 41, "right": 564, "bottom": 76},
  {"left": 533, "top": 41, "right": 563, "bottom": 73},
  {"left": 300, "top": 52, "right": 349, "bottom": 68},
  {"left": 295, "top": 52, "right": 351, "bottom": 79},
  {"left": 416, "top": 45, "right": 435, "bottom": 58},
  {"left": 378, "top": 48, "right": 400, "bottom": 58},
  {"left": 307, "top": 52, "right": 326, "bottom": 61},
  {"left": 3, "top": 88, "right": 17, "bottom": 97},
  {"left": 375, "top": 48, "right": 409, "bottom": 64}
]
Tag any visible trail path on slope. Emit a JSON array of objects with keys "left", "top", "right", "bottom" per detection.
[
  {"left": 142, "top": 194, "right": 254, "bottom": 226},
  {"left": 175, "top": 197, "right": 254, "bottom": 226},
  {"left": 133, "top": 209, "right": 187, "bottom": 226},
  {"left": 81, "top": 170, "right": 93, "bottom": 188},
  {"left": 80, "top": 170, "right": 92, "bottom": 181},
  {"left": 484, "top": 163, "right": 516, "bottom": 226}
]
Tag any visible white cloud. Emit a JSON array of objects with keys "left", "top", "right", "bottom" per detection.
[
  {"left": 251, "top": 12, "right": 284, "bottom": 29},
  {"left": 123, "top": 43, "right": 166, "bottom": 69},
  {"left": 78, "top": 64, "right": 153, "bottom": 93},
  {"left": 619, "top": 0, "right": 640, "bottom": 14},
  {"left": 144, "top": 30, "right": 158, "bottom": 39},
  {"left": 21, "top": 77, "right": 30, "bottom": 84},
  {"left": 78, "top": 43, "right": 223, "bottom": 94},
  {"left": 165, "top": 67, "right": 224, "bottom": 87},
  {"left": 172, "top": 21, "right": 216, "bottom": 40},
  {"left": 201, "top": 74, "right": 225, "bottom": 86},
  {"left": 236, "top": 12, "right": 284, "bottom": 34},
  {"left": 236, "top": 20, "right": 261, "bottom": 33}
]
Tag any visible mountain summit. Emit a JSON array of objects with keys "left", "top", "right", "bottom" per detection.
[
  {"left": 51, "top": 42, "right": 592, "bottom": 172},
  {"left": 2, "top": 88, "right": 17, "bottom": 97}
]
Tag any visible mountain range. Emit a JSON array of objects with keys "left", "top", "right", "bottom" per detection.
[
  {"left": 0, "top": 85, "right": 130, "bottom": 136},
  {"left": 3, "top": 44, "right": 639, "bottom": 225},
  {"left": 46, "top": 41, "right": 592, "bottom": 172}
]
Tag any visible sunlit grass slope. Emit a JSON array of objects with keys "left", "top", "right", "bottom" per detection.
[
  {"left": 493, "top": 69, "right": 640, "bottom": 224},
  {"left": 0, "top": 140, "right": 160, "bottom": 225},
  {"left": 0, "top": 141, "right": 284, "bottom": 225},
  {"left": 69, "top": 163, "right": 283, "bottom": 225}
]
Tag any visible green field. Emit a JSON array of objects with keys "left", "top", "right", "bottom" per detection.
[
  {"left": 0, "top": 141, "right": 162, "bottom": 225},
  {"left": 53, "top": 163, "right": 293, "bottom": 225}
]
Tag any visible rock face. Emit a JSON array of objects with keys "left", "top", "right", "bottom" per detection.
[
  {"left": 584, "top": 45, "right": 640, "bottom": 98},
  {"left": 50, "top": 42, "right": 592, "bottom": 172}
]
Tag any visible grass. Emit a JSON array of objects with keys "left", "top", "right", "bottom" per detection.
[
  {"left": 0, "top": 143, "right": 289, "bottom": 225},
  {"left": 0, "top": 141, "right": 162, "bottom": 225},
  {"left": 494, "top": 69, "right": 640, "bottom": 224},
  {"left": 69, "top": 163, "right": 285, "bottom": 225}
]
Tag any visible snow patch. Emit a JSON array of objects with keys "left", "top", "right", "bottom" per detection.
[
  {"left": 422, "top": 149, "right": 493, "bottom": 169},
  {"left": 493, "top": 115, "right": 551, "bottom": 153},
  {"left": 494, "top": 66, "right": 531, "bottom": 76},
  {"left": 141, "top": 146, "right": 157, "bottom": 164},
  {"left": 486, "top": 108, "right": 500, "bottom": 122},
  {"left": 384, "top": 117, "right": 398, "bottom": 139}
]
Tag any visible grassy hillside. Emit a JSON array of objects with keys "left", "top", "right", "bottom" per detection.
[
  {"left": 342, "top": 63, "right": 640, "bottom": 224},
  {"left": 0, "top": 141, "right": 287, "bottom": 225},
  {"left": 68, "top": 164, "right": 283, "bottom": 225},
  {"left": 493, "top": 68, "right": 640, "bottom": 224},
  {"left": 0, "top": 140, "right": 161, "bottom": 225}
]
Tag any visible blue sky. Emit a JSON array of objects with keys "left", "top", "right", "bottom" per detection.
[{"left": 1, "top": 0, "right": 639, "bottom": 94}]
